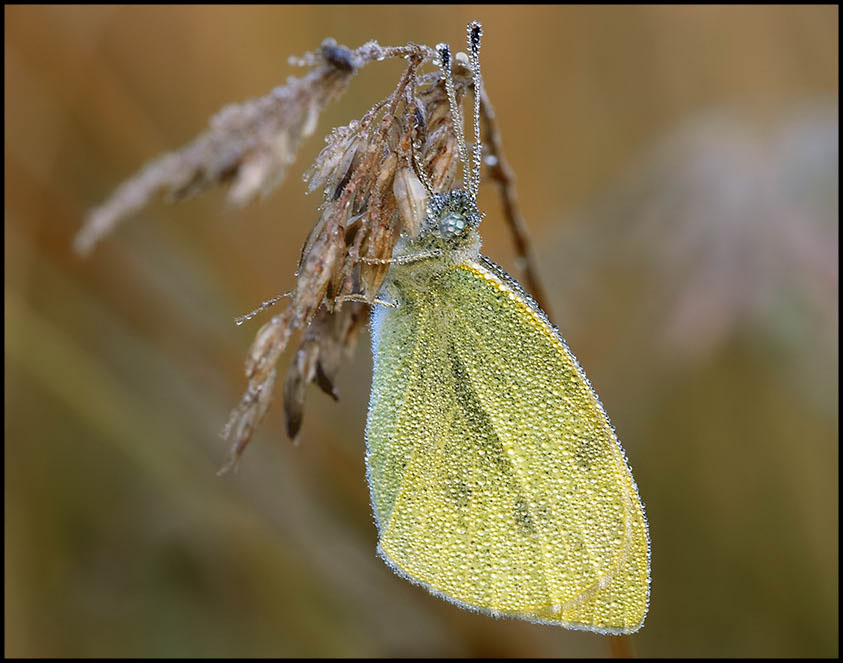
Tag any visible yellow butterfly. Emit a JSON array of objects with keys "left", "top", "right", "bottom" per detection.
[{"left": 365, "top": 22, "right": 650, "bottom": 634}]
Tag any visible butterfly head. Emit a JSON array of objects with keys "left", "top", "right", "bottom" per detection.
[{"left": 424, "top": 188, "right": 483, "bottom": 242}]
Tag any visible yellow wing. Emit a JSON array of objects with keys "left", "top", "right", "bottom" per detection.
[{"left": 365, "top": 258, "right": 649, "bottom": 634}]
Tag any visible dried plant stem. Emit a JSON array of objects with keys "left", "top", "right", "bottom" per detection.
[
  {"left": 609, "top": 634, "right": 633, "bottom": 658},
  {"left": 480, "top": 87, "right": 551, "bottom": 318}
]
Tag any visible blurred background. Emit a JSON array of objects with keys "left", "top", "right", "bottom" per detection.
[{"left": 5, "top": 5, "right": 838, "bottom": 657}]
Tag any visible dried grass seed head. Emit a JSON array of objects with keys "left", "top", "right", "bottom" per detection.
[{"left": 239, "top": 25, "right": 489, "bottom": 464}]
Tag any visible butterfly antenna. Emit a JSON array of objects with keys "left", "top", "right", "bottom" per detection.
[
  {"left": 467, "top": 21, "right": 483, "bottom": 199},
  {"left": 435, "top": 41, "right": 471, "bottom": 186}
]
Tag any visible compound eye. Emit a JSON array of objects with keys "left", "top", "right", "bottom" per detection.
[{"left": 440, "top": 211, "right": 467, "bottom": 238}]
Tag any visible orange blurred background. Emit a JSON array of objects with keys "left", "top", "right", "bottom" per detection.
[{"left": 5, "top": 5, "right": 838, "bottom": 657}]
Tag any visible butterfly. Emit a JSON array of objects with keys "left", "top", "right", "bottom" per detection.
[{"left": 364, "top": 21, "right": 650, "bottom": 634}]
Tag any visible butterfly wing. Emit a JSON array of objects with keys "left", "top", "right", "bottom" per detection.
[{"left": 366, "top": 258, "right": 649, "bottom": 634}]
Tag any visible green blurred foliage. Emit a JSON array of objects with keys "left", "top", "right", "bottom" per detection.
[{"left": 5, "top": 5, "right": 838, "bottom": 657}]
